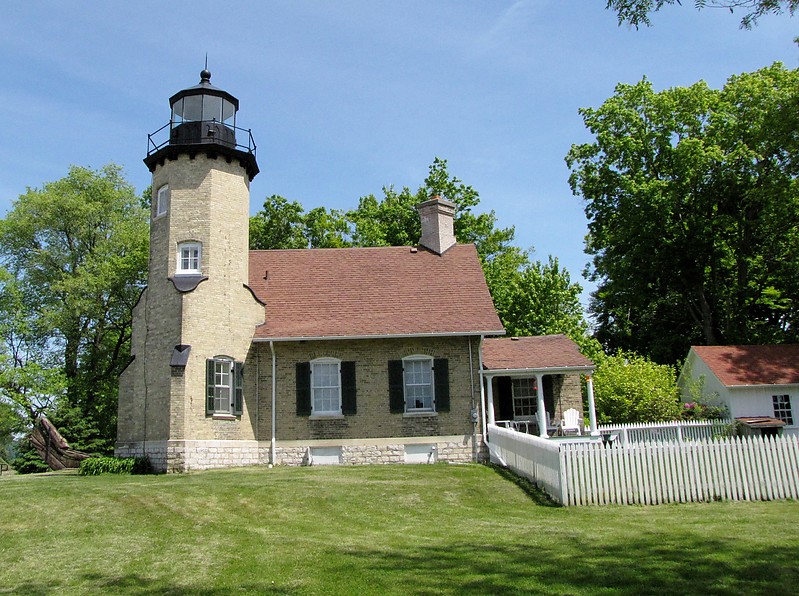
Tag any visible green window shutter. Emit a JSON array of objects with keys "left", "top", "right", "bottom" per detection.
[
  {"left": 233, "top": 362, "right": 244, "bottom": 415},
  {"left": 341, "top": 361, "right": 357, "bottom": 416},
  {"left": 206, "top": 359, "right": 215, "bottom": 415},
  {"left": 388, "top": 360, "right": 405, "bottom": 413},
  {"left": 434, "top": 358, "right": 450, "bottom": 412},
  {"left": 296, "top": 362, "right": 311, "bottom": 416}
]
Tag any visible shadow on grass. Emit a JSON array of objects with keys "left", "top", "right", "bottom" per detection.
[
  {"left": 5, "top": 575, "right": 299, "bottom": 596},
  {"left": 329, "top": 535, "right": 799, "bottom": 595},
  {"left": 487, "top": 463, "right": 561, "bottom": 507}
]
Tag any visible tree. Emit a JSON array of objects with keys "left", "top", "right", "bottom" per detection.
[
  {"left": 566, "top": 63, "right": 799, "bottom": 363},
  {"left": 0, "top": 165, "right": 149, "bottom": 455},
  {"left": 607, "top": 0, "right": 799, "bottom": 29},
  {"left": 249, "top": 158, "right": 592, "bottom": 347},
  {"left": 250, "top": 195, "right": 308, "bottom": 250},
  {"left": 592, "top": 351, "right": 683, "bottom": 423}
]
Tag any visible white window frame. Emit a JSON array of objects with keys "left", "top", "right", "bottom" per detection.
[
  {"left": 773, "top": 394, "right": 794, "bottom": 425},
  {"left": 403, "top": 355, "right": 435, "bottom": 413},
  {"left": 511, "top": 377, "right": 538, "bottom": 420},
  {"left": 311, "top": 358, "right": 342, "bottom": 416},
  {"left": 155, "top": 184, "right": 169, "bottom": 218},
  {"left": 176, "top": 241, "right": 202, "bottom": 275},
  {"left": 211, "top": 357, "right": 234, "bottom": 415}
]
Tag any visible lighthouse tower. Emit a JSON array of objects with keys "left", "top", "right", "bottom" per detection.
[{"left": 117, "top": 70, "right": 264, "bottom": 471}]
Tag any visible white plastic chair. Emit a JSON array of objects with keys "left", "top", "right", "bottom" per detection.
[{"left": 561, "top": 408, "right": 582, "bottom": 435}]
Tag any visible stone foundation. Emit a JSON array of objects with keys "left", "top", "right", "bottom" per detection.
[{"left": 116, "top": 435, "right": 487, "bottom": 472}]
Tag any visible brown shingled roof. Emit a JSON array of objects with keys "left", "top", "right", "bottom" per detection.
[
  {"left": 248, "top": 244, "right": 504, "bottom": 340},
  {"left": 482, "top": 334, "right": 593, "bottom": 371},
  {"left": 691, "top": 345, "right": 799, "bottom": 387}
]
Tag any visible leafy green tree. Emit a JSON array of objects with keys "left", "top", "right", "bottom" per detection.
[
  {"left": 567, "top": 63, "right": 799, "bottom": 363},
  {"left": 249, "top": 159, "right": 593, "bottom": 348},
  {"left": 303, "top": 207, "right": 350, "bottom": 248},
  {"left": 250, "top": 195, "right": 308, "bottom": 249},
  {"left": 0, "top": 164, "right": 149, "bottom": 454},
  {"left": 0, "top": 400, "right": 21, "bottom": 462},
  {"left": 592, "top": 351, "right": 682, "bottom": 423},
  {"left": 607, "top": 0, "right": 799, "bottom": 29}
]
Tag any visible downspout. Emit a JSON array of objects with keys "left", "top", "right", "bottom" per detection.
[
  {"left": 468, "top": 336, "right": 476, "bottom": 461},
  {"left": 477, "top": 335, "right": 488, "bottom": 444},
  {"left": 269, "top": 340, "right": 277, "bottom": 465},
  {"left": 255, "top": 344, "right": 260, "bottom": 443}
]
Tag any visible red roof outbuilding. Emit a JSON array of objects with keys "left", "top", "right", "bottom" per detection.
[{"left": 690, "top": 345, "right": 799, "bottom": 387}]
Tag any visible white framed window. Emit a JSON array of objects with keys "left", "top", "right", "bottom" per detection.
[
  {"left": 177, "top": 241, "right": 201, "bottom": 274},
  {"left": 311, "top": 358, "right": 342, "bottom": 415},
  {"left": 512, "top": 377, "right": 538, "bottom": 419},
  {"left": 155, "top": 184, "right": 169, "bottom": 218},
  {"left": 773, "top": 394, "right": 793, "bottom": 425},
  {"left": 403, "top": 355, "right": 434, "bottom": 412},
  {"left": 206, "top": 356, "right": 243, "bottom": 416}
]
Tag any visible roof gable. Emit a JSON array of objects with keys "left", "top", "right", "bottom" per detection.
[
  {"left": 248, "top": 244, "right": 504, "bottom": 340},
  {"left": 482, "top": 335, "right": 593, "bottom": 371},
  {"left": 691, "top": 344, "right": 799, "bottom": 387}
]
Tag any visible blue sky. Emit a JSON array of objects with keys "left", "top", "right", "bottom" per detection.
[{"left": 1, "top": 2, "right": 796, "bottom": 306}]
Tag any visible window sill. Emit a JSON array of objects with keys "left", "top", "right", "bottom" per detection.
[
  {"left": 403, "top": 411, "right": 438, "bottom": 418},
  {"left": 212, "top": 414, "right": 237, "bottom": 421},
  {"left": 309, "top": 414, "right": 345, "bottom": 420}
]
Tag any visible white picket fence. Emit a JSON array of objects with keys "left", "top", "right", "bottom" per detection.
[
  {"left": 487, "top": 423, "right": 799, "bottom": 506},
  {"left": 595, "top": 419, "right": 733, "bottom": 446}
]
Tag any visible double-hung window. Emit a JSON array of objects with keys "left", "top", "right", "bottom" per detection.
[
  {"left": 295, "top": 360, "right": 357, "bottom": 416},
  {"left": 773, "top": 394, "right": 794, "bottom": 425},
  {"left": 404, "top": 356, "right": 434, "bottom": 412},
  {"left": 388, "top": 356, "right": 450, "bottom": 414},
  {"left": 177, "top": 241, "right": 202, "bottom": 275},
  {"left": 205, "top": 356, "right": 243, "bottom": 416},
  {"left": 311, "top": 358, "right": 342, "bottom": 416},
  {"left": 512, "top": 378, "right": 537, "bottom": 419}
]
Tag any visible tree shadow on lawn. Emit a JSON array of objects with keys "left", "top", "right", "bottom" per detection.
[
  {"left": 334, "top": 535, "right": 799, "bottom": 595},
  {"left": 5, "top": 529, "right": 797, "bottom": 595},
  {"left": 4, "top": 574, "right": 299, "bottom": 596}
]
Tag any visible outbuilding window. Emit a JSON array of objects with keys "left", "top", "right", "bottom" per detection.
[{"left": 773, "top": 394, "right": 793, "bottom": 425}]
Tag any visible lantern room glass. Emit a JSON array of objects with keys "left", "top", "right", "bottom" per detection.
[{"left": 171, "top": 95, "right": 236, "bottom": 126}]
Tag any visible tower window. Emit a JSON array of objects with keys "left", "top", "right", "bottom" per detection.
[
  {"left": 177, "top": 242, "right": 202, "bottom": 275},
  {"left": 206, "top": 357, "right": 243, "bottom": 416},
  {"left": 155, "top": 184, "right": 169, "bottom": 218}
]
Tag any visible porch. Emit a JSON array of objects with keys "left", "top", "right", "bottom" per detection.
[{"left": 480, "top": 335, "right": 598, "bottom": 439}]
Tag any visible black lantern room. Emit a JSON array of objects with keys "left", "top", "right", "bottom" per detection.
[{"left": 144, "top": 69, "right": 259, "bottom": 180}]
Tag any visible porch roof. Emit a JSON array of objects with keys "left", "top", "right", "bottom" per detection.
[{"left": 482, "top": 334, "right": 594, "bottom": 375}]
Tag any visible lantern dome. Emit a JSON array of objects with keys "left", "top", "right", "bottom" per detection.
[{"left": 144, "top": 69, "right": 258, "bottom": 180}]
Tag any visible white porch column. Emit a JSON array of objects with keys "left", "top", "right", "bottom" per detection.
[
  {"left": 536, "top": 373, "right": 547, "bottom": 438},
  {"left": 485, "top": 374, "right": 496, "bottom": 425},
  {"left": 586, "top": 374, "right": 599, "bottom": 436}
]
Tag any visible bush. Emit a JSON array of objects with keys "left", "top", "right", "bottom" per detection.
[
  {"left": 593, "top": 351, "right": 682, "bottom": 423},
  {"left": 78, "top": 456, "right": 152, "bottom": 476}
]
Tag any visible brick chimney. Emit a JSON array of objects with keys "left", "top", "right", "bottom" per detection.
[{"left": 417, "top": 196, "right": 456, "bottom": 255}]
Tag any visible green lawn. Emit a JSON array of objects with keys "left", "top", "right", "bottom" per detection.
[{"left": 1, "top": 464, "right": 797, "bottom": 595}]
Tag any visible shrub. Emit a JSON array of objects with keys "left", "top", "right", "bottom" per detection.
[
  {"left": 592, "top": 351, "right": 682, "bottom": 423},
  {"left": 78, "top": 456, "right": 152, "bottom": 476}
]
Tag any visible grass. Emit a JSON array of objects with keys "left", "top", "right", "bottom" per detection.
[{"left": 1, "top": 464, "right": 798, "bottom": 595}]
